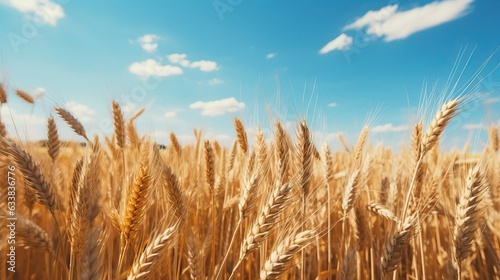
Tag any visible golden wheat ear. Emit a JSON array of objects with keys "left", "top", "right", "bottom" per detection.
[
  {"left": 47, "top": 116, "right": 60, "bottom": 162},
  {"left": 259, "top": 230, "right": 315, "bottom": 280},
  {"left": 112, "top": 100, "right": 126, "bottom": 149},
  {"left": 55, "top": 107, "right": 89, "bottom": 141},
  {"left": 15, "top": 89, "right": 34, "bottom": 104},
  {"left": 452, "top": 165, "right": 489, "bottom": 278}
]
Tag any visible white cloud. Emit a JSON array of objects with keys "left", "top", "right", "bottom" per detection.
[
  {"left": 1, "top": 107, "right": 45, "bottom": 125},
  {"left": 208, "top": 78, "right": 224, "bottom": 86},
  {"left": 327, "top": 102, "right": 337, "bottom": 108},
  {"left": 189, "top": 97, "right": 245, "bottom": 116},
  {"left": 189, "top": 60, "right": 219, "bottom": 72},
  {"left": 129, "top": 59, "right": 183, "bottom": 78},
  {"left": 65, "top": 101, "right": 95, "bottom": 122},
  {"left": 137, "top": 34, "right": 160, "bottom": 53},
  {"left": 462, "top": 123, "right": 484, "bottom": 130},
  {"left": 371, "top": 123, "right": 408, "bottom": 133},
  {"left": 168, "top": 53, "right": 219, "bottom": 72},
  {"left": 164, "top": 111, "right": 177, "bottom": 118},
  {"left": 343, "top": 0, "right": 473, "bottom": 41},
  {"left": 32, "top": 87, "right": 46, "bottom": 98},
  {"left": 2, "top": 0, "right": 65, "bottom": 26},
  {"left": 168, "top": 53, "right": 189, "bottom": 65},
  {"left": 483, "top": 97, "right": 500, "bottom": 105},
  {"left": 319, "top": 33, "right": 353, "bottom": 54},
  {"left": 266, "top": 53, "right": 275, "bottom": 59}
]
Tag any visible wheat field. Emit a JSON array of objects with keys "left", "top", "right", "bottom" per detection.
[{"left": 0, "top": 84, "right": 499, "bottom": 279}]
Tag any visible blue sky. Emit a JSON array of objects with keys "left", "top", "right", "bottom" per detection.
[{"left": 0, "top": 0, "right": 499, "bottom": 150}]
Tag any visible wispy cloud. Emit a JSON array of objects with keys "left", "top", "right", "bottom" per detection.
[
  {"left": 208, "top": 78, "right": 224, "bottom": 86},
  {"left": 168, "top": 53, "right": 219, "bottom": 72},
  {"left": 164, "top": 111, "right": 177, "bottom": 118},
  {"left": 190, "top": 60, "right": 219, "bottom": 72},
  {"left": 189, "top": 97, "right": 245, "bottom": 116},
  {"left": 129, "top": 59, "right": 183, "bottom": 78},
  {"left": 65, "top": 101, "right": 95, "bottom": 122},
  {"left": 343, "top": 0, "right": 473, "bottom": 42},
  {"left": 483, "top": 97, "right": 500, "bottom": 105},
  {"left": 266, "top": 53, "right": 275, "bottom": 59},
  {"left": 327, "top": 102, "right": 337, "bottom": 108},
  {"left": 32, "top": 87, "right": 46, "bottom": 98},
  {"left": 319, "top": 33, "right": 353, "bottom": 54},
  {"left": 371, "top": 123, "right": 408, "bottom": 133},
  {"left": 137, "top": 34, "right": 160, "bottom": 52},
  {"left": 462, "top": 123, "right": 484, "bottom": 130},
  {"left": 1, "top": 0, "right": 65, "bottom": 26}
]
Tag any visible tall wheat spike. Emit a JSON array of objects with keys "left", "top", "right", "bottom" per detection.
[
  {"left": 15, "top": 89, "right": 34, "bottom": 104},
  {"left": 452, "top": 165, "right": 488, "bottom": 278},
  {"left": 259, "top": 230, "right": 315, "bottom": 280},
  {"left": 55, "top": 107, "right": 89, "bottom": 141}
]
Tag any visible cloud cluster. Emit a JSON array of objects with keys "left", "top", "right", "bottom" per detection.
[
  {"left": 1, "top": 0, "right": 65, "bottom": 26},
  {"left": 319, "top": 34, "right": 353, "bottom": 54},
  {"left": 167, "top": 53, "right": 219, "bottom": 72},
  {"left": 129, "top": 59, "right": 183, "bottom": 78},
  {"left": 371, "top": 123, "right": 408, "bottom": 133},
  {"left": 189, "top": 97, "right": 245, "bottom": 116},
  {"left": 320, "top": 0, "right": 473, "bottom": 54},
  {"left": 137, "top": 34, "right": 160, "bottom": 52}
]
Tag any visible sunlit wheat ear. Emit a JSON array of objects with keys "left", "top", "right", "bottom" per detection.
[
  {"left": 127, "top": 120, "right": 140, "bottom": 148},
  {"left": 353, "top": 126, "right": 369, "bottom": 164},
  {"left": 275, "top": 121, "right": 290, "bottom": 184},
  {"left": 342, "top": 169, "right": 361, "bottom": 214},
  {"left": 227, "top": 140, "right": 238, "bottom": 172},
  {"left": 128, "top": 221, "right": 179, "bottom": 280},
  {"left": 112, "top": 100, "right": 126, "bottom": 149},
  {"left": 185, "top": 231, "right": 200, "bottom": 280},
  {"left": 380, "top": 214, "right": 417, "bottom": 278},
  {"left": 367, "top": 203, "right": 397, "bottom": 222},
  {"left": 15, "top": 89, "right": 34, "bottom": 104},
  {"left": 163, "top": 165, "right": 186, "bottom": 221},
  {"left": 121, "top": 148, "right": 153, "bottom": 246},
  {"left": 410, "top": 122, "right": 423, "bottom": 164},
  {"left": 0, "top": 136, "right": 58, "bottom": 216},
  {"left": 204, "top": 140, "right": 215, "bottom": 192},
  {"left": 0, "top": 82, "right": 7, "bottom": 104},
  {"left": 259, "top": 230, "right": 315, "bottom": 280},
  {"left": 240, "top": 182, "right": 294, "bottom": 257},
  {"left": 55, "top": 107, "right": 89, "bottom": 141},
  {"left": 169, "top": 132, "right": 182, "bottom": 156},
  {"left": 234, "top": 117, "right": 248, "bottom": 154},
  {"left": 255, "top": 127, "right": 267, "bottom": 165},
  {"left": 47, "top": 116, "right": 60, "bottom": 162},
  {"left": 489, "top": 125, "right": 499, "bottom": 152},
  {"left": 452, "top": 165, "right": 488, "bottom": 275},
  {"left": 297, "top": 120, "right": 313, "bottom": 196},
  {"left": 420, "top": 98, "right": 460, "bottom": 156},
  {"left": 238, "top": 172, "right": 259, "bottom": 219}
]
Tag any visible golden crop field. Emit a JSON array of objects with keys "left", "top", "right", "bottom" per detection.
[{"left": 0, "top": 87, "right": 499, "bottom": 280}]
